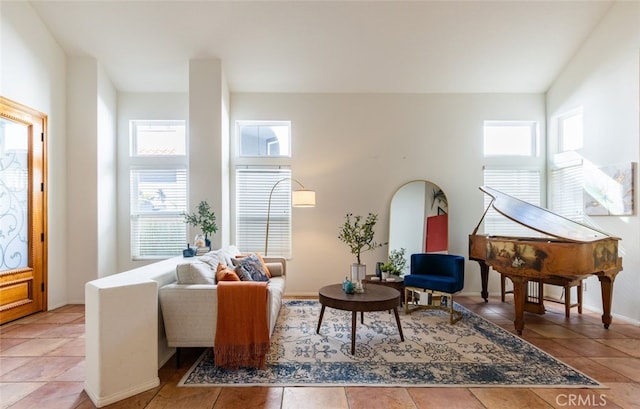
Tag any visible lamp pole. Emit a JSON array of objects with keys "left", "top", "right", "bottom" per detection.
[{"left": 265, "top": 177, "right": 313, "bottom": 255}]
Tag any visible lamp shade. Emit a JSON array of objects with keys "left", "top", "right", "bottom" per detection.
[{"left": 292, "top": 189, "right": 316, "bottom": 207}]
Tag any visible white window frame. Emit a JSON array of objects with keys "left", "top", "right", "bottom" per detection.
[
  {"left": 232, "top": 120, "right": 293, "bottom": 257},
  {"left": 128, "top": 120, "right": 188, "bottom": 260},
  {"left": 484, "top": 120, "right": 538, "bottom": 158},
  {"left": 557, "top": 109, "right": 584, "bottom": 153},
  {"left": 549, "top": 110, "right": 585, "bottom": 222},
  {"left": 236, "top": 120, "right": 292, "bottom": 158},
  {"left": 482, "top": 120, "right": 544, "bottom": 236}
]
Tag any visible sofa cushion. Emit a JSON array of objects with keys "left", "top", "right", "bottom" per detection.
[
  {"left": 200, "top": 245, "right": 242, "bottom": 268},
  {"left": 265, "top": 262, "right": 283, "bottom": 277},
  {"left": 234, "top": 254, "right": 270, "bottom": 282},
  {"left": 176, "top": 261, "right": 216, "bottom": 284},
  {"left": 216, "top": 263, "right": 240, "bottom": 282}
]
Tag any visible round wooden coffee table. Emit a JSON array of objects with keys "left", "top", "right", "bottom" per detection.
[{"left": 316, "top": 284, "right": 404, "bottom": 355}]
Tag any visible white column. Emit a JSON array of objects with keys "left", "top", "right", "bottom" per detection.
[{"left": 188, "top": 59, "right": 230, "bottom": 249}]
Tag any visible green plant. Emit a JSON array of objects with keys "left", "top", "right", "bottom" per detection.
[
  {"left": 183, "top": 200, "right": 218, "bottom": 237},
  {"left": 338, "top": 213, "right": 383, "bottom": 265},
  {"left": 382, "top": 248, "right": 407, "bottom": 276}
]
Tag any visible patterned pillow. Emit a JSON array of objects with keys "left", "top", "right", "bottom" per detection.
[
  {"left": 232, "top": 253, "right": 272, "bottom": 278},
  {"left": 234, "top": 265, "right": 254, "bottom": 281},
  {"left": 234, "top": 254, "right": 270, "bottom": 282}
]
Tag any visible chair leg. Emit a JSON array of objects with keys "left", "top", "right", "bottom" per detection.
[
  {"left": 449, "top": 295, "right": 462, "bottom": 324},
  {"left": 501, "top": 275, "right": 506, "bottom": 302},
  {"left": 405, "top": 286, "right": 462, "bottom": 324},
  {"left": 564, "top": 285, "right": 571, "bottom": 318}
]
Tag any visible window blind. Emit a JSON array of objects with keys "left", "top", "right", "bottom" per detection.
[
  {"left": 236, "top": 167, "right": 292, "bottom": 257},
  {"left": 483, "top": 169, "right": 541, "bottom": 236},
  {"left": 550, "top": 155, "right": 584, "bottom": 222},
  {"left": 130, "top": 168, "right": 187, "bottom": 259}
]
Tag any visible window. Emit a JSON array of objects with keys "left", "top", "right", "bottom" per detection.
[
  {"left": 483, "top": 169, "right": 541, "bottom": 235},
  {"left": 236, "top": 167, "right": 292, "bottom": 256},
  {"left": 129, "top": 120, "right": 187, "bottom": 259},
  {"left": 483, "top": 121, "right": 543, "bottom": 235},
  {"left": 484, "top": 121, "right": 537, "bottom": 157},
  {"left": 234, "top": 121, "right": 293, "bottom": 257},
  {"left": 237, "top": 121, "right": 291, "bottom": 157},
  {"left": 558, "top": 110, "right": 583, "bottom": 152},
  {"left": 550, "top": 111, "right": 584, "bottom": 221}
]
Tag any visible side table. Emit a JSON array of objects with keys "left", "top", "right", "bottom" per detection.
[{"left": 364, "top": 275, "right": 405, "bottom": 305}]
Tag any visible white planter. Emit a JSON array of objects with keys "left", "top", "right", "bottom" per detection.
[{"left": 351, "top": 263, "right": 366, "bottom": 282}]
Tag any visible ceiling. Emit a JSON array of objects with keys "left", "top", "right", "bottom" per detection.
[{"left": 28, "top": 0, "right": 614, "bottom": 94}]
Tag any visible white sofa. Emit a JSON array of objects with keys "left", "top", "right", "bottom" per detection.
[
  {"left": 84, "top": 245, "right": 286, "bottom": 408},
  {"left": 159, "top": 248, "right": 287, "bottom": 351}
]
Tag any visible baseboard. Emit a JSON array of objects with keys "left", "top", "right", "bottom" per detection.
[
  {"left": 158, "top": 347, "right": 175, "bottom": 368},
  {"left": 84, "top": 377, "right": 160, "bottom": 408}
]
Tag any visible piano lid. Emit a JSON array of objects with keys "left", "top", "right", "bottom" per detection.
[{"left": 480, "top": 186, "right": 618, "bottom": 243}]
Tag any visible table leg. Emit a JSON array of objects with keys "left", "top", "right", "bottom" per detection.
[
  {"left": 351, "top": 311, "right": 357, "bottom": 355},
  {"left": 316, "top": 305, "right": 326, "bottom": 334},
  {"left": 392, "top": 307, "right": 404, "bottom": 342},
  {"left": 361, "top": 311, "right": 364, "bottom": 324}
]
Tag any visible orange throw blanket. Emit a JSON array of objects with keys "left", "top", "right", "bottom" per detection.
[{"left": 214, "top": 281, "right": 270, "bottom": 369}]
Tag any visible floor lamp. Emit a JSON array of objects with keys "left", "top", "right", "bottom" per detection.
[{"left": 265, "top": 178, "right": 316, "bottom": 255}]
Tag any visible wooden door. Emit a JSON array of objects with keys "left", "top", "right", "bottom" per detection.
[{"left": 0, "top": 97, "right": 47, "bottom": 324}]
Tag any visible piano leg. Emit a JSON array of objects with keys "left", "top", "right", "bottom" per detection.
[
  {"left": 597, "top": 274, "right": 616, "bottom": 329},
  {"left": 510, "top": 276, "right": 528, "bottom": 335},
  {"left": 479, "top": 261, "right": 489, "bottom": 302}
]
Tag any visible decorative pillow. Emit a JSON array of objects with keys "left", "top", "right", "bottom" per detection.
[
  {"left": 234, "top": 254, "right": 270, "bottom": 282},
  {"left": 234, "top": 265, "right": 254, "bottom": 281},
  {"left": 216, "top": 263, "right": 240, "bottom": 282},
  {"left": 199, "top": 249, "right": 228, "bottom": 269},
  {"left": 221, "top": 245, "right": 241, "bottom": 266},
  {"left": 200, "top": 245, "right": 242, "bottom": 268},
  {"left": 234, "top": 252, "right": 272, "bottom": 278},
  {"left": 176, "top": 261, "right": 216, "bottom": 284}
]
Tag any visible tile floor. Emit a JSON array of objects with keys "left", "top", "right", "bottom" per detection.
[{"left": 1, "top": 295, "right": 639, "bottom": 408}]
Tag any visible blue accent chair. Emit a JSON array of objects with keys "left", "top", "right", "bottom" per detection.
[{"left": 404, "top": 253, "right": 465, "bottom": 324}]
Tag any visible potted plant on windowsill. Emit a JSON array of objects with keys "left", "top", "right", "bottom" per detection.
[
  {"left": 338, "top": 213, "right": 383, "bottom": 289},
  {"left": 183, "top": 200, "right": 218, "bottom": 250}
]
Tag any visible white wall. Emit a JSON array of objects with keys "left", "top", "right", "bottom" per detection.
[
  {"left": 97, "top": 66, "right": 118, "bottom": 279},
  {"left": 547, "top": 1, "right": 640, "bottom": 323},
  {"left": 231, "top": 93, "right": 546, "bottom": 297},
  {"left": 66, "top": 57, "right": 99, "bottom": 303},
  {"left": 1, "top": 1, "right": 68, "bottom": 309},
  {"left": 6, "top": 0, "right": 637, "bottom": 325}
]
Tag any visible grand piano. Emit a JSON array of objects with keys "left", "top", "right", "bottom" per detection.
[{"left": 469, "top": 186, "right": 623, "bottom": 335}]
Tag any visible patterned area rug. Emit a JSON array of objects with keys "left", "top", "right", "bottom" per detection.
[{"left": 179, "top": 300, "right": 600, "bottom": 387}]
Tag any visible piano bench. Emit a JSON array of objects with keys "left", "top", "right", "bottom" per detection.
[{"left": 501, "top": 275, "right": 583, "bottom": 318}]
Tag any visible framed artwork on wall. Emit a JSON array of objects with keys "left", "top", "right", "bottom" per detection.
[{"left": 583, "top": 162, "right": 636, "bottom": 216}]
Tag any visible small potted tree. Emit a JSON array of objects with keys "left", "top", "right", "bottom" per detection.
[
  {"left": 338, "top": 213, "right": 383, "bottom": 290},
  {"left": 183, "top": 200, "right": 218, "bottom": 250}
]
